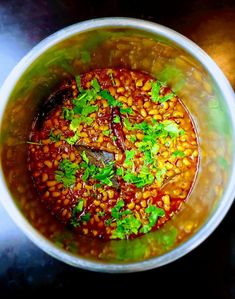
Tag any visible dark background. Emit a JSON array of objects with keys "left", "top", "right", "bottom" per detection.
[{"left": 1, "top": 0, "right": 235, "bottom": 298}]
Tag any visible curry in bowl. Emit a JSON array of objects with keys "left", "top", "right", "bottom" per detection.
[
  {"left": 1, "top": 20, "right": 232, "bottom": 269},
  {"left": 27, "top": 68, "right": 198, "bottom": 240}
]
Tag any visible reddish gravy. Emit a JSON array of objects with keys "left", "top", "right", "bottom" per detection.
[{"left": 27, "top": 68, "right": 198, "bottom": 240}]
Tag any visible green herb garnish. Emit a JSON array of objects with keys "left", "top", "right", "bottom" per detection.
[
  {"left": 63, "top": 108, "right": 74, "bottom": 120},
  {"left": 151, "top": 81, "right": 162, "bottom": 102},
  {"left": 124, "top": 149, "right": 135, "bottom": 166},
  {"left": 65, "top": 132, "right": 79, "bottom": 145},
  {"left": 140, "top": 205, "right": 165, "bottom": 233},
  {"left": 103, "top": 129, "right": 111, "bottom": 136},
  {"left": 49, "top": 130, "right": 61, "bottom": 142},
  {"left": 99, "top": 90, "right": 122, "bottom": 107},
  {"left": 113, "top": 115, "right": 121, "bottom": 123},
  {"left": 120, "top": 107, "right": 133, "bottom": 114},
  {"left": 108, "top": 199, "right": 141, "bottom": 240},
  {"left": 172, "top": 150, "right": 185, "bottom": 158},
  {"left": 81, "top": 213, "right": 91, "bottom": 222},
  {"left": 55, "top": 159, "right": 79, "bottom": 188}
]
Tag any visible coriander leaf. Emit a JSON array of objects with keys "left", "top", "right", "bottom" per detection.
[
  {"left": 63, "top": 108, "right": 74, "bottom": 120},
  {"left": 70, "top": 118, "right": 81, "bottom": 132},
  {"left": 129, "top": 135, "right": 137, "bottom": 142},
  {"left": 151, "top": 81, "right": 162, "bottom": 102},
  {"left": 111, "top": 214, "right": 141, "bottom": 239},
  {"left": 116, "top": 167, "right": 124, "bottom": 177},
  {"left": 123, "top": 118, "right": 133, "bottom": 130},
  {"left": 99, "top": 90, "right": 122, "bottom": 107},
  {"left": 156, "top": 168, "right": 166, "bottom": 182},
  {"left": 97, "top": 211, "right": 105, "bottom": 217},
  {"left": 75, "top": 75, "right": 83, "bottom": 92},
  {"left": 91, "top": 78, "right": 101, "bottom": 93},
  {"left": 113, "top": 115, "right": 121, "bottom": 123},
  {"left": 69, "top": 116, "right": 93, "bottom": 131},
  {"left": 103, "top": 129, "right": 111, "bottom": 136},
  {"left": 82, "top": 168, "right": 90, "bottom": 182},
  {"left": 81, "top": 151, "right": 89, "bottom": 164},
  {"left": 159, "top": 93, "right": 174, "bottom": 103},
  {"left": 161, "top": 120, "right": 181, "bottom": 137},
  {"left": 120, "top": 107, "right": 133, "bottom": 114},
  {"left": 151, "top": 143, "right": 159, "bottom": 156},
  {"left": 81, "top": 213, "right": 91, "bottom": 222},
  {"left": 49, "top": 130, "right": 61, "bottom": 142},
  {"left": 94, "top": 162, "right": 115, "bottom": 185},
  {"left": 111, "top": 199, "right": 125, "bottom": 219},
  {"left": 172, "top": 150, "right": 185, "bottom": 158},
  {"left": 105, "top": 218, "right": 113, "bottom": 226},
  {"left": 72, "top": 199, "right": 84, "bottom": 216},
  {"left": 140, "top": 205, "right": 165, "bottom": 233},
  {"left": 65, "top": 132, "right": 79, "bottom": 145},
  {"left": 55, "top": 159, "right": 79, "bottom": 188},
  {"left": 81, "top": 105, "right": 98, "bottom": 117},
  {"left": 124, "top": 149, "right": 135, "bottom": 166}
]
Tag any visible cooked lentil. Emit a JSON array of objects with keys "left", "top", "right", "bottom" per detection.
[{"left": 27, "top": 68, "right": 199, "bottom": 240}]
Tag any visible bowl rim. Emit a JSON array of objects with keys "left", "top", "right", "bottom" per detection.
[{"left": 1, "top": 17, "right": 235, "bottom": 273}]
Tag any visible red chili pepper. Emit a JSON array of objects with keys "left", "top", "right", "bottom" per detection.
[{"left": 111, "top": 107, "right": 126, "bottom": 152}]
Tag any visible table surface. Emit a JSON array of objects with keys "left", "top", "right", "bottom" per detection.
[{"left": 1, "top": 0, "right": 235, "bottom": 297}]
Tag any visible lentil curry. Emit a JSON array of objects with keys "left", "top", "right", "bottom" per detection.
[{"left": 27, "top": 68, "right": 199, "bottom": 240}]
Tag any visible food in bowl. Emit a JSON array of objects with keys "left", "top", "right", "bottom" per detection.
[{"left": 27, "top": 67, "right": 199, "bottom": 240}]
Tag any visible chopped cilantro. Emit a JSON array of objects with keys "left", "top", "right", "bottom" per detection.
[
  {"left": 63, "top": 108, "right": 74, "bottom": 121},
  {"left": 120, "top": 107, "right": 133, "bottom": 114},
  {"left": 160, "top": 93, "right": 174, "bottom": 103},
  {"left": 140, "top": 205, "right": 165, "bottom": 233},
  {"left": 116, "top": 167, "right": 125, "bottom": 177},
  {"left": 81, "top": 150, "right": 89, "bottom": 164},
  {"left": 70, "top": 200, "right": 91, "bottom": 227},
  {"left": 161, "top": 120, "right": 181, "bottom": 137},
  {"left": 105, "top": 218, "right": 113, "bottom": 226},
  {"left": 111, "top": 214, "right": 141, "bottom": 240},
  {"left": 113, "top": 115, "right": 121, "bottom": 123},
  {"left": 99, "top": 90, "right": 122, "bottom": 107},
  {"left": 65, "top": 132, "right": 79, "bottom": 145},
  {"left": 55, "top": 159, "right": 79, "bottom": 188},
  {"left": 75, "top": 75, "right": 83, "bottom": 92},
  {"left": 103, "top": 129, "right": 111, "bottom": 136},
  {"left": 72, "top": 199, "right": 84, "bottom": 216},
  {"left": 122, "top": 168, "right": 155, "bottom": 188},
  {"left": 97, "top": 211, "right": 105, "bottom": 217},
  {"left": 94, "top": 162, "right": 115, "bottom": 186},
  {"left": 129, "top": 135, "right": 137, "bottom": 142},
  {"left": 80, "top": 157, "right": 114, "bottom": 186},
  {"left": 172, "top": 150, "right": 185, "bottom": 158},
  {"left": 69, "top": 116, "right": 93, "bottom": 131},
  {"left": 91, "top": 78, "right": 100, "bottom": 93},
  {"left": 124, "top": 149, "right": 135, "bottom": 166},
  {"left": 123, "top": 118, "right": 133, "bottom": 130},
  {"left": 111, "top": 199, "right": 125, "bottom": 219},
  {"left": 156, "top": 168, "right": 166, "bottom": 182},
  {"left": 151, "top": 81, "right": 162, "bottom": 102},
  {"left": 81, "top": 213, "right": 91, "bottom": 222},
  {"left": 81, "top": 105, "right": 99, "bottom": 117}
]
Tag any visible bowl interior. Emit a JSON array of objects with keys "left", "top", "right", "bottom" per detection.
[{"left": 0, "top": 21, "right": 234, "bottom": 270}]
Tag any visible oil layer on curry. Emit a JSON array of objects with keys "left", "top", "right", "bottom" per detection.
[{"left": 27, "top": 68, "right": 199, "bottom": 240}]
